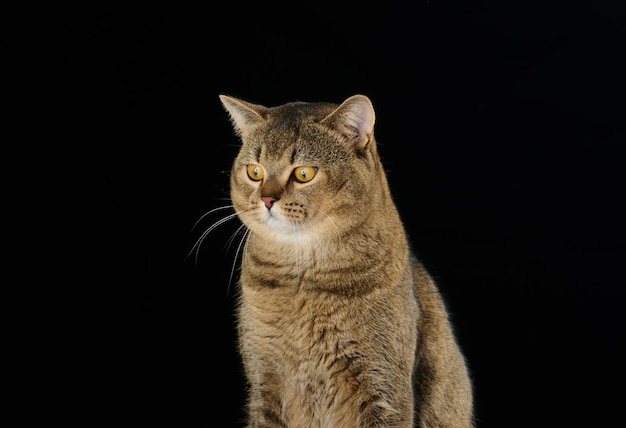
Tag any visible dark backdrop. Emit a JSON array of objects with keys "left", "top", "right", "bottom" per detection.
[{"left": 61, "top": 1, "right": 625, "bottom": 426}]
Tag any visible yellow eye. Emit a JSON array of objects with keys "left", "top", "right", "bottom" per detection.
[
  {"left": 247, "top": 164, "right": 264, "bottom": 181},
  {"left": 293, "top": 166, "right": 317, "bottom": 183}
]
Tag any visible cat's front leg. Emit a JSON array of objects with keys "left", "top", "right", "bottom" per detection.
[
  {"left": 245, "top": 380, "right": 288, "bottom": 428},
  {"left": 355, "top": 395, "right": 415, "bottom": 428}
]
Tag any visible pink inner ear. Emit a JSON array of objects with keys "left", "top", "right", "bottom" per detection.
[
  {"left": 322, "top": 95, "right": 377, "bottom": 149},
  {"left": 345, "top": 99, "right": 375, "bottom": 148}
]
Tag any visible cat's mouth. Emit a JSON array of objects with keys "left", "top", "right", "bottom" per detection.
[
  {"left": 262, "top": 207, "right": 293, "bottom": 230},
  {"left": 259, "top": 204, "right": 312, "bottom": 236}
]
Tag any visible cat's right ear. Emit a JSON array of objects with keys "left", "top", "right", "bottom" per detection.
[{"left": 219, "top": 95, "right": 268, "bottom": 136}]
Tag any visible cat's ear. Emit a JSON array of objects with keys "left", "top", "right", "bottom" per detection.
[
  {"left": 219, "top": 95, "right": 269, "bottom": 136},
  {"left": 322, "top": 95, "right": 376, "bottom": 150}
]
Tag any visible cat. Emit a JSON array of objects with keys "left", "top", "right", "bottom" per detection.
[{"left": 211, "top": 93, "right": 474, "bottom": 427}]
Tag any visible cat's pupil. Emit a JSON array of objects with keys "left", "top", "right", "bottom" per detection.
[
  {"left": 299, "top": 169, "right": 307, "bottom": 177},
  {"left": 253, "top": 167, "right": 259, "bottom": 175}
]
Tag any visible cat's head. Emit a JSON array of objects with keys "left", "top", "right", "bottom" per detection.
[{"left": 220, "top": 94, "right": 390, "bottom": 243}]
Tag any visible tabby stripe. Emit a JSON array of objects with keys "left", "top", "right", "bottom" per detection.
[
  {"left": 247, "top": 271, "right": 286, "bottom": 289},
  {"left": 248, "top": 251, "right": 287, "bottom": 269}
]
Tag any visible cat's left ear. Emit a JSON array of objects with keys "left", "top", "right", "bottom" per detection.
[
  {"left": 322, "top": 95, "right": 376, "bottom": 150},
  {"left": 219, "top": 95, "right": 268, "bottom": 136}
]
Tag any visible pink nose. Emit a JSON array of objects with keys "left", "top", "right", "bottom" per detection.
[{"left": 261, "top": 196, "right": 276, "bottom": 209}]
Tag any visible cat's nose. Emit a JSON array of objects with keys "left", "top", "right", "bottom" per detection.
[{"left": 261, "top": 195, "right": 277, "bottom": 209}]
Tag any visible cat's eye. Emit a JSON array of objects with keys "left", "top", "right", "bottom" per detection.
[
  {"left": 293, "top": 166, "right": 318, "bottom": 183},
  {"left": 247, "top": 164, "right": 264, "bottom": 181}
]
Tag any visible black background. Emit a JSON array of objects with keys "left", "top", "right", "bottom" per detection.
[{"left": 60, "top": 1, "right": 625, "bottom": 426}]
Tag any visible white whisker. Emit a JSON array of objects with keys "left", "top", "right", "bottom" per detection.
[
  {"left": 312, "top": 206, "right": 342, "bottom": 242},
  {"left": 191, "top": 205, "right": 236, "bottom": 231},
  {"left": 226, "top": 224, "right": 251, "bottom": 296},
  {"left": 240, "top": 222, "right": 257, "bottom": 284},
  {"left": 187, "top": 206, "right": 256, "bottom": 266},
  {"left": 188, "top": 211, "right": 239, "bottom": 264}
]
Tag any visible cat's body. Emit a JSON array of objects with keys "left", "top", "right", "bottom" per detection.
[{"left": 218, "top": 94, "right": 474, "bottom": 427}]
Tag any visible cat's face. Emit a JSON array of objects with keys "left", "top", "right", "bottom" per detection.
[
  {"left": 221, "top": 95, "right": 381, "bottom": 243},
  {"left": 230, "top": 118, "right": 360, "bottom": 242}
]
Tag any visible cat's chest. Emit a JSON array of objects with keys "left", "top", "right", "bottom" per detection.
[
  {"left": 240, "top": 287, "right": 384, "bottom": 425},
  {"left": 241, "top": 287, "right": 360, "bottom": 355}
]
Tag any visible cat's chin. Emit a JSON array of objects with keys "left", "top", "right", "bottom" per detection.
[
  {"left": 252, "top": 210, "right": 318, "bottom": 241},
  {"left": 263, "top": 216, "right": 309, "bottom": 237}
]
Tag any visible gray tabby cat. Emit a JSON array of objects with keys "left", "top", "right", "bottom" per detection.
[{"left": 216, "top": 94, "right": 474, "bottom": 427}]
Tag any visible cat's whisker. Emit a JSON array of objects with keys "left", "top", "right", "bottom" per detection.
[
  {"left": 223, "top": 220, "right": 247, "bottom": 253},
  {"left": 311, "top": 206, "right": 343, "bottom": 242},
  {"left": 225, "top": 222, "right": 250, "bottom": 296},
  {"left": 309, "top": 226, "right": 327, "bottom": 266},
  {"left": 294, "top": 220, "right": 310, "bottom": 276},
  {"left": 191, "top": 204, "right": 235, "bottom": 231},
  {"left": 188, "top": 206, "right": 256, "bottom": 265},
  {"left": 240, "top": 222, "right": 257, "bottom": 281},
  {"left": 188, "top": 211, "right": 238, "bottom": 264}
]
